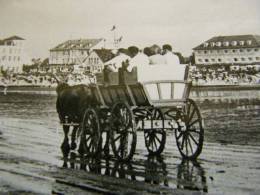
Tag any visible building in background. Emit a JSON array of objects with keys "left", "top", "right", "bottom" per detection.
[
  {"left": 84, "top": 49, "right": 115, "bottom": 73},
  {"left": 193, "top": 35, "right": 260, "bottom": 66},
  {"left": 0, "top": 35, "right": 26, "bottom": 73},
  {"left": 49, "top": 38, "right": 105, "bottom": 66}
]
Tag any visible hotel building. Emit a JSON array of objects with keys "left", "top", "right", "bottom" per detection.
[
  {"left": 0, "top": 35, "right": 26, "bottom": 73},
  {"left": 193, "top": 35, "right": 260, "bottom": 66},
  {"left": 49, "top": 38, "right": 105, "bottom": 65}
]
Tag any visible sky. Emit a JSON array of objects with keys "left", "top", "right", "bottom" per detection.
[{"left": 1, "top": 0, "right": 260, "bottom": 59}]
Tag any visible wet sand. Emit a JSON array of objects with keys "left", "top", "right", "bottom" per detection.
[{"left": 0, "top": 93, "right": 260, "bottom": 194}]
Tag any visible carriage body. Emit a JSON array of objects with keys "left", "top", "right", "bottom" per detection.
[{"left": 79, "top": 64, "right": 204, "bottom": 161}]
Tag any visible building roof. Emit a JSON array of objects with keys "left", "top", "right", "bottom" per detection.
[
  {"left": 0, "top": 35, "right": 25, "bottom": 45},
  {"left": 50, "top": 38, "right": 103, "bottom": 51},
  {"left": 193, "top": 34, "right": 260, "bottom": 50},
  {"left": 3, "top": 35, "right": 25, "bottom": 41},
  {"left": 93, "top": 49, "right": 115, "bottom": 63}
]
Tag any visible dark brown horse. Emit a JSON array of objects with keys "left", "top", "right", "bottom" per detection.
[{"left": 56, "top": 82, "right": 97, "bottom": 158}]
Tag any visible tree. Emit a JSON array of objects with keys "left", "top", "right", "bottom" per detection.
[
  {"left": 118, "top": 48, "right": 130, "bottom": 56},
  {"left": 127, "top": 46, "right": 139, "bottom": 57},
  {"left": 173, "top": 52, "right": 185, "bottom": 64}
]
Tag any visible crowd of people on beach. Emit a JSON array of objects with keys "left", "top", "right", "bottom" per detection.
[
  {"left": 1, "top": 44, "right": 260, "bottom": 87},
  {"left": 189, "top": 65, "right": 260, "bottom": 85}
]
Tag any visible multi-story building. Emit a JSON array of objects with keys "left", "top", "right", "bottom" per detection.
[
  {"left": 0, "top": 35, "right": 26, "bottom": 73},
  {"left": 193, "top": 35, "right": 260, "bottom": 66},
  {"left": 49, "top": 38, "right": 105, "bottom": 65},
  {"left": 84, "top": 49, "right": 115, "bottom": 73}
]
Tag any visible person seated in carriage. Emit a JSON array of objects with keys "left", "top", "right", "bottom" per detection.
[{"left": 99, "top": 45, "right": 187, "bottom": 85}]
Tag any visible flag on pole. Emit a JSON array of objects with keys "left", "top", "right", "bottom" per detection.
[
  {"left": 118, "top": 36, "right": 123, "bottom": 42},
  {"left": 111, "top": 25, "right": 116, "bottom": 31}
]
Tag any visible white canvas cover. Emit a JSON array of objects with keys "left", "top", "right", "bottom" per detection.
[{"left": 137, "top": 63, "right": 187, "bottom": 82}]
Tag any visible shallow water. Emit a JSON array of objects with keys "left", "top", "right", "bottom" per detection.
[{"left": 0, "top": 92, "right": 260, "bottom": 194}]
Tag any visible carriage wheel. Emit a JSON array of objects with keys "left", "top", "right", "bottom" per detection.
[
  {"left": 144, "top": 108, "right": 166, "bottom": 156},
  {"left": 175, "top": 99, "right": 204, "bottom": 160},
  {"left": 110, "top": 102, "right": 137, "bottom": 162},
  {"left": 81, "top": 108, "right": 101, "bottom": 157}
]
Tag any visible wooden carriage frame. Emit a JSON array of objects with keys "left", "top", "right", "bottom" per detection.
[{"left": 78, "top": 67, "right": 204, "bottom": 162}]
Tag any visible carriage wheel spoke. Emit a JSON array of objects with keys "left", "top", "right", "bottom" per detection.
[
  {"left": 114, "top": 133, "right": 123, "bottom": 142},
  {"left": 187, "top": 136, "right": 194, "bottom": 154},
  {"left": 188, "top": 108, "right": 196, "bottom": 124},
  {"left": 189, "top": 128, "right": 201, "bottom": 134},
  {"left": 188, "top": 119, "right": 200, "bottom": 128},
  {"left": 176, "top": 131, "right": 183, "bottom": 140},
  {"left": 185, "top": 137, "right": 188, "bottom": 156},
  {"left": 187, "top": 103, "right": 191, "bottom": 118},
  {"left": 148, "top": 135, "right": 153, "bottom": 147},
  {"left": 181, "top": 136, "right": 185, "bottom": 150},
  {"left": 188, "top": 133, "right": 199, "bottom": 146},
  {"left": 154, "top": 134, "right": 162, "bottom": 144},
  {"left": 154, "top": 138, "right": 158, "bottom": 149}
]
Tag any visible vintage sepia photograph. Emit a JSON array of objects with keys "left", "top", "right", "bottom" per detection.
[{"left": 0, "top": 0, "right": 260, "bottom": 194}]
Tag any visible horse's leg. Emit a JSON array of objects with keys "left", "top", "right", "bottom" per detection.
[
  {"left": 71, "top": 125, "right": 78, "bottom": 150},
  {"left": 61, "top": 125, "right": 70, "bottom": 159},
  {"left": 104, "top": 131, "right": 110, "bottom": 157}
]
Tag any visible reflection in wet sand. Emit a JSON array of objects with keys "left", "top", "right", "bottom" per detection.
[
  {"left": 1, "top": 93, "right": 260, "bottom": 194},
  {"left": 63, "top": 152, "right": 208, "bottom": 193}
]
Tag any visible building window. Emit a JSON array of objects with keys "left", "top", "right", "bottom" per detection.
[
  {"left": 224, "top": 50, "right": 228, "bottom": 53},
  {"left": 234, "top": 58, "right": 238, "bottom": 62},
  {"left": 239, "top": 49, "right": 244, "bottom": 52},
  {"left": 205, "top": 59, "right": 209, "bottom": 62},
  {"left": 216, "top": 42, "right": 221, "bottom": 46},
  {"left": 2, "top": 48, "right": 6, "bottom": 53},
  {"left": 203, "top": 43, "right": 209, "bottom": 47},
  {"left": 239, "top": 41, "right": 245, "bottom": 46},
  {"left": 211, "top": 58, "right": 215, "bottom": 62},
  {"left": 2, "top": 56, "right": 6, "bottom": 61},
  {"left": 197, "top": 51, "right": 202, "bottom": 54},
  {"left": 198, "top": 59, "right": 202, "bottom": 62},
  {"left": 247, "top": 40, "right": 252, "bottom": 45},
  {"left": 204, "top": 50, "right": 208, "bottom": 54},
  {"left": 223, "top": 41, "right": 229, "bottom": 46},
  {"left": 210, "top": 42, "right": 215, "bottom": 47},
  {"left": 248, "top": 57, "right": 253, "bottom": 61},
  {"left": 247, "top": 48, "right": 252, "bottom": 52},
  {"left": 232, "top": 49, "right": 237, "bottom": 53},
  {"left": 218, "top": 58, "right": 222, "bottom": 62},
  {"left": 9, "top": 56, "right": 11, "bottom": 61},
  {"left": 255, "top": 48, "right": 259, "bottom": 52},
  {"left": 231, "top": 41, "right": 237, "bottom": 46},
  {"left": 241, "top": 57, "right": 245, "bottom": 61},
  {"left": 256, "top": 57, "right": 260, "bottom": 60},
  {"left": 13, "top": 56, "right": 16, "bottom": 61}
]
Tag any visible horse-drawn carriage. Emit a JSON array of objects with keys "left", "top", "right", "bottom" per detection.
[
  {"left": 60, "top": 63, "right": 204, "bottom": 162},
  {"left": 73, "top": 63, "right": 204, "bottom": 162}
]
